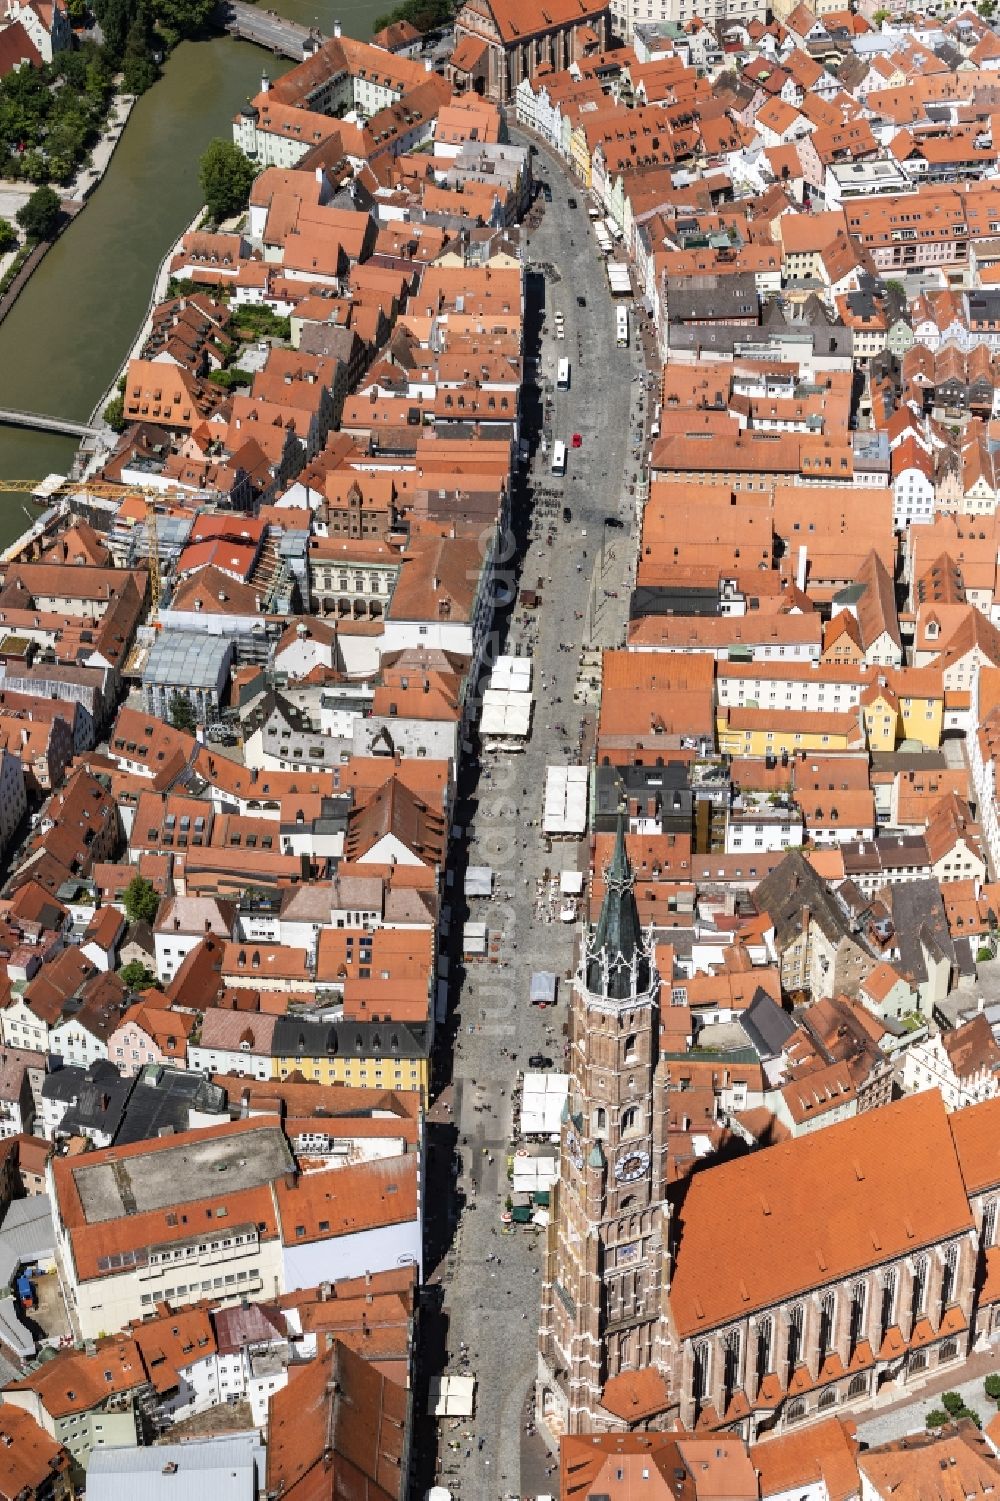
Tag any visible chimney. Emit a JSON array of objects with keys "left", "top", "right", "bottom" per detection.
[
  {"left": 261, "top": 71, "right": 270, "bottom": 93},
  {"left": 333, "top": 17, "right": 342, "bottom": 34},
  {"left": 796, "top": 544, "right": 807, "bottom": 591}
]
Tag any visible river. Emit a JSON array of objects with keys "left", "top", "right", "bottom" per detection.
[{"left": 0, "top": 0, "right": 385, "bottom": 544}]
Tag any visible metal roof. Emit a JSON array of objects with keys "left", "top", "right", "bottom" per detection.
[
  {"left": 87, "top": 1433, "right": 264, "bottom": 1501},
  {"left": 142, "top": 631, "right": 232, "bottom": 690},
  {"left": 0, "top": 1194, "right": 56, "bottom": 1289}
]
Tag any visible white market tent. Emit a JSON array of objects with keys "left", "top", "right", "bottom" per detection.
[
  {"left": 428, "top": 1375, "right": 476, "bottom": 1418},
  {"left": 490, "top": 654, "right": 532, "bottom": 692},
  {"left": 480, "top": 687, "right": 532, "bottom": 740},
  {"left": 560, "top": 870, "right": 584, "bottom": 895},
  {"left": 607, "top": 262, "right": 632, "bottom": 295},
  {"left": 511, "top": 1154, "right": 558, "bottom": 1194},
  {"left": 463, "top": 921, "right": 488, "bottom": 956},
  {"left": 464, "top": 866, "right": 494, "bottom": 898},
  {"left": 544, "top": 765, "right": 588, "bottom": 835},
  {"left": 530, "top": 971, "right": 558, "bottom": 1005},
  {"left": 520, "top": 1070, "right": 569, "bottom": 1135}
]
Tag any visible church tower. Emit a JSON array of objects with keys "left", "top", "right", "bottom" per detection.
[{"left": 536, "top": 814, "right": 677, "bottom": 1446}]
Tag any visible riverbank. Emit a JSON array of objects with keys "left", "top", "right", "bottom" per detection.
[
  {"left": 0, "top": 4, "right": 383, "bottom": 539},
  {"left": 86, "top": 202, "right": 206, "bottom": 458},
  {"left": 0, "top": 91, "right": 136, "bottom": 337},
  {"left": 66, "top": 92, "right": 137, "bottom": 206}
]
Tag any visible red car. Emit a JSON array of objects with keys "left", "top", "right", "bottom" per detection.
[{"left": 571, "top": 432, "right": 583, "bottom": 448}]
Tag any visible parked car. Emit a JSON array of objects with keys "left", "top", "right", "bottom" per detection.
[
  {"left": 572, "top": 432, "right": 583, "bottom": 448},
  {"left": 562, "top": 505, "right": 572, "bottom": 522},
  {"left": 568, "top": 196, "right": 577, "bottom": 208},
  {"left": 605, "top": 516, "right": 624, "bottom": 528},
  {"left": 576, "top": 295, "right": 587, "bottom": 307},
  {"left": 528, "top": 1054, "right": 553, "bottom": 1069}
]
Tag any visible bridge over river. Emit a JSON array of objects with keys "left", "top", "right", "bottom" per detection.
[
  {"left": 0, "top": 408, "right": 100, "bottom": 440},
  {"left": 214, "top": 0, "right": 323, "bottom": 59}
]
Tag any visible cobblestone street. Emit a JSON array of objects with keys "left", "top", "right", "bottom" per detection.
[{"left": 420, "top": 138, "right": 654, "bottom": 1500}]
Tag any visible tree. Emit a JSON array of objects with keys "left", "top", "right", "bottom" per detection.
[
  {"left": 925, "top": 1409, "right": 950, "bottom": 1429},
  {"left": 372, "top": 0, "right": 453, "bottom": 32},
  {"left": 91, "top": 0, "right": 130, "bottom": 57},
  {"left": 154, "top": 0, "right": 212, "bottom": 44},
  {"left": 168, "top": 690, "right": 198, "bottom": 732},
  {"left": 985, "top": 1374, "right": 1000, "bottom": 1403},
  {"left": 120, "top": 959, "right": 156, "bottom": 990},
  {"left": 103, "top": 394, "right": 125, "bottom": 431},
  {"left": 16, "top": 184, "right": 60, "bottom": 241},
  {"left": 123, "top": 874, "right": 160, "bottom": 926},
  {"left": 941, "top": 1392, "right": 965, "bottom": 1416},
  {"left": 199, "top": 138, "right": 256, "bottom": 224},
  {"left": 0, "top": 218, "right": 17, "bottom": 252},
  {"left": 980, "top": 0, "right": 996, "bottom": 16},
  {"left": 122, "top": 3, "right": 158, "bottom": 94},
  {"left": 123, "top": 45, "right": 158, "bottom": 94}
]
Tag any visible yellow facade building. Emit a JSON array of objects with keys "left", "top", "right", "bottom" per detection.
[
  {"left": 271, "top": 1017, "right": 429, "bottom": 1103},
  {"left": 717, "top": 706, "right": 865, "bottom": 759}
]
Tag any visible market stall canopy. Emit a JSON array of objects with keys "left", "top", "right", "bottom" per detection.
[
  {"left": 464, "top": 865, "right": 493, "bottom": 898},
  {"left": 519, "top": 1070, "right": 569, "bottom": 1135},
  {"left": 530, "top": 971, "right": 558, "bottom": 1005},
  {"left": 463, "top": 921, "right": 488, "bottom": 956},
  {"left": 428, "top": 1375, "right": 476, "bottom": 1418},
  {"left": 544, "top": 765, "right": 588, "bottom": 835}
]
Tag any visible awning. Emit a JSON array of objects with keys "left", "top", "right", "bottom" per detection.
[
  {"left": 463, "top": 921, "right": 487, "bottom": 956},
  {"left": 519, "top": 1071, "right": 569, "bottom": 1135},
  {"left": 511, "top": 1154, "right": 558, "bottom": 1194},
  {"left": 464, "top": 866, "right": 493, "bottom": 898},
  {"left": 530, "top": 971, "right": 557, "bottom": 1004},
  {"left": 481, "top": 687, "right": 532, "bottom": 739},
  {"left": 428, "top": 1375, "right": 476, "bottom": 1417},
  {"left": 490, "top": 653, "right": 532, "bottom": 692},
  {"left": 544, "top": 765, "right": 588, "bottom": 835}
]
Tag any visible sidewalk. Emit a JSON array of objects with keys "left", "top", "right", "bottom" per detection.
[
  {"left": 65, "top": 92, "right": 136, "bottom": 205},
  {"left": 856, "top": 1345, "right": 1000, "bottom": 1447}
]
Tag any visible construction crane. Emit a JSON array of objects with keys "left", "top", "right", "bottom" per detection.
[{"left": 0, "top": 476, "right": 217, "bottom": 617}]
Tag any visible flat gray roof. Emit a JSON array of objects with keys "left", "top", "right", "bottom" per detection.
[
  {"left": 71, "top": 1124, "right": 293, "bottom": 1226},
  {"left": 0, "top": 1193, "right": 55, "bottom": 1288},
  {"left": 87, "top": 1433, "right": 264, "bottom": 1501}
]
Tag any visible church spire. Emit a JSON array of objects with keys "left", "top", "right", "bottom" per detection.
[{"left": 586, "top": 808, "right": 651, "bottom": 1001}]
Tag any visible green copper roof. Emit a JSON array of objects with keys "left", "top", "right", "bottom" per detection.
[{"left": 586, "top": 809, "right": 651, "bottom": 1002}]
